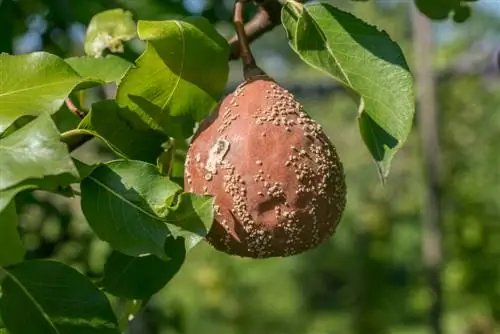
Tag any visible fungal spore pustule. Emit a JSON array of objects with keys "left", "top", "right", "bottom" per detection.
[{"left": 184, "top": 0, "right": 347, "bottom": 258}]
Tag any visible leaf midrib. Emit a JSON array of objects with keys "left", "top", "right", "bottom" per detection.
[
  {"left": 106, "top": 256, "right": 138, "bottom": 289},
  {"left": 159, "top": 20, "right": 186, "bottom": 115},
  {"left": 0, "top": 79, "right": 81, "bottom": 98},
  {"left": 88, "top": 176, "right": 164, "bottom": 222},
  {"left": 303, "top": 4, "right": 352, "bottom": 88},
  {"left": 167, "top": 197, "right": 213, "bottom": 226},
  {"left": 2, "top": 269, "right": 60, "bottom": 334}
]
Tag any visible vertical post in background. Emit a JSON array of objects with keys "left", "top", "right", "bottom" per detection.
[{"left": 411, "top": 5, "right": 444, "bottom": 334}]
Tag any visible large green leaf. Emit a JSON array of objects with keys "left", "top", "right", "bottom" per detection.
[
  {"left": 0, "top": 52, "right": 84, "bottom": 133},
  {"left": 78, "top": 100, "right": 169, "bottom": 164},
  {"left": 65, "top": 55, "right": 132, "bottom": 88},
  {"left": 110, "top": 0, "right": 188, "bottom": 19},
  {"left": 80, "top": 160, "right": 182, "bottom": 258},
  {"left": 84, "top": 9, "right": 137, "bottom": 58},
  {"left": 100, "top": 236, "right": 185, "bottom": 299},
  {"left": 51, "top": 105, "right": 81, "bottom": 133},
  {"left": 115, "top": 17, "right": 229, "bottom": 138},
  {"left": 0, "top": 113, "right": 78, "bottom": 191},
  {"left": 0, "top": 260, "right": 120, "bottom": 334},
  {"left": 167, "top": 193, "right": 215, "bottom": 250},
  {"left": 282, "top": 2, "right": 415, "bottom": 180},
  {"left": 0, "top": 203, "right": 24, "bottom": 268},
  {"left": 0, "top": 113, "right": 79, "bottom": 212},
  {"left": 72, "top": 158, "right": 99, "bottom": 180}
]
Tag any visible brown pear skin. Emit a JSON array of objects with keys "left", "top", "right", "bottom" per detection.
[{"left": 184, "top": 75, "right": 346, "bottom": 258}]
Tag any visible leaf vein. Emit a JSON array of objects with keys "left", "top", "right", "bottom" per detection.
[
  {"left": 159, "top": 21, "right": 186, "bottom": 116},
  {"left": 88, "top": 176, "right": 163, "bottom": 222},
  {"left": 2, "top": 269, "right": 60, "bottom": 334}
]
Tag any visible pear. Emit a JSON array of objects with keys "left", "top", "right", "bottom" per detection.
[{"left": 183, "top": 0, "right": 346, "bottom": 258}]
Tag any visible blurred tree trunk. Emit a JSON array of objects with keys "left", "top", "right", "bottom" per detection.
[{"left": 411, "top": 5, "right": 444, "bottom": 334}]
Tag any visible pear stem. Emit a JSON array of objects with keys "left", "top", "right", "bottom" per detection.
[{"left": 233, "top": 0, "right": 265, "bottom": 79}]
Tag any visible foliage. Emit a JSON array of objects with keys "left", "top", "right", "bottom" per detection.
[
  {"left": 0, "top": 0, "right": 487, "bottom": 333},
  {"left": 282, "top": 2, "right": 414, "bottom": 180},
  {"left": 415, "top": 0, "right": 475, "bottom": 22}
]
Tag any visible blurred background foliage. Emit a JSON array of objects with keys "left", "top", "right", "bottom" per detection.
[{"left": 2, "top": 0, "right": 500, "bottom": 333}]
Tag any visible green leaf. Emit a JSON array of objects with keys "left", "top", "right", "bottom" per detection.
[
  {"left": 358, "top": 112, "right": 399, "bottom": 177},
  {"left": 72, "top": 159, "right": 98, "bottom": 180},
  {"left": 116, "top": 17, "right": 230, "bottom": 138},
  {"left": 0, "top": 113, "right": 78, "bottom": 190},
  {"left": 0, "top": 116, "right": 35, "bottom": 140},
  {"left": 0, "top": 260, "right": 120, "bottom": 334},
  {"left": 282, "top": 2, "right": 415, "bottom": 180},
  {"left": 0, "top": 203, "right": 24, "bottom": 268},
  {"left": 0, "top": 52, "right": 84, "bottom": 133},
  {"left": 51, "top": 105, "right": 81, "bottom": 133},
  {"left": 65, "top": 55, "right": 132, "bottom": 88},
  {"left": 78, "top": 100, "right": 169, "bottom": 164},
  {"left": 0, "top": 185, "right": 37, "bottom": 216},
  {"left": 100, "top": 236, "right": 185, "bottom": 299},
  {"left": 281, "top": 2, "right": 300, "bottom": 52},
  {"left": 84, "top": 9, "right": 137, "bottom": 58},
  {"left": 167, "top": 193, "right": 214, "bottom": 250},
  {"left": 80, "top": 160, "right": 182, "bottom": 258},
  {"left": 0, "top": 113, "right": 79, "bottom": 212},
  {"left": 414, "top": 0, "right": 454, "bottom": 21}
]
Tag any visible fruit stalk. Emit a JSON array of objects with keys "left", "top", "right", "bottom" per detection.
[
  {"left": 228, "top": 0, "right": 308, "bottom": 61},
  {"left": 233, "top": 0, "right": 266, "bottom": 79}
]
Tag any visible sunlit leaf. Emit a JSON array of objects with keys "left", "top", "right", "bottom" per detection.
[
  {"left": 0, "top": 260, "right": 120, "bottom": 334},
  {"left": 116, "top": 17, "right": 229, "bottom": 138},
  {"left": 282, "top": 2, "right": 415, "bottom": 180},
  {"left": 111, "top": 0, "right": 187, "bottom": 19},
  {"left": 0, "top": 52, "right": 84, "bottom": 133},
  {"left": 72, "top": 159, "right": 99, "bottom": 180},
  {"left": 78, "top": 100, "right": 169, "bottom": 164},
  {"left": 0, "top": 185, "right": 37, "bottom": 216},
  {"left": 80, "top": 160, "right": 182, "bottom": 258},
  {"left": 51, "top": 105, "right": 81, "bottom": 133},
  {"left": 0, "top": 203, "right": 24, "bottom": 268},
  {"left": 84, "top": 9, "right": 137, "bottom": 58},
  {"left": 167, "top": 193, "right": 214, "bottom": 250},
  {"left": 0, "top": 113, "right": 79, "bottom": 212},
  {"left": 65, "top": 55, "right": 132, "bottom": 89}
]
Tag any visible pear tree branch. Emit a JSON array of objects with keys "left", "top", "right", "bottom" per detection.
[{"left": 229, "top": 0, "right": 307, "bottom": 60}]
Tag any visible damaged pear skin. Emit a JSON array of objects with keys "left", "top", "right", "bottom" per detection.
[
  {"left": 184, "top": 0, "right": 346, "bottom": 258},
  {"left": 184, "top": 75, "right": 347, "bottom": 258}
]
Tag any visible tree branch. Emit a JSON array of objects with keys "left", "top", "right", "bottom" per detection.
[
  {"left": 65, "top": 98, "right": 86, "bottom": 119},
  {"left": 229, "top": 0, "right": 307, "bottom": 60}
]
